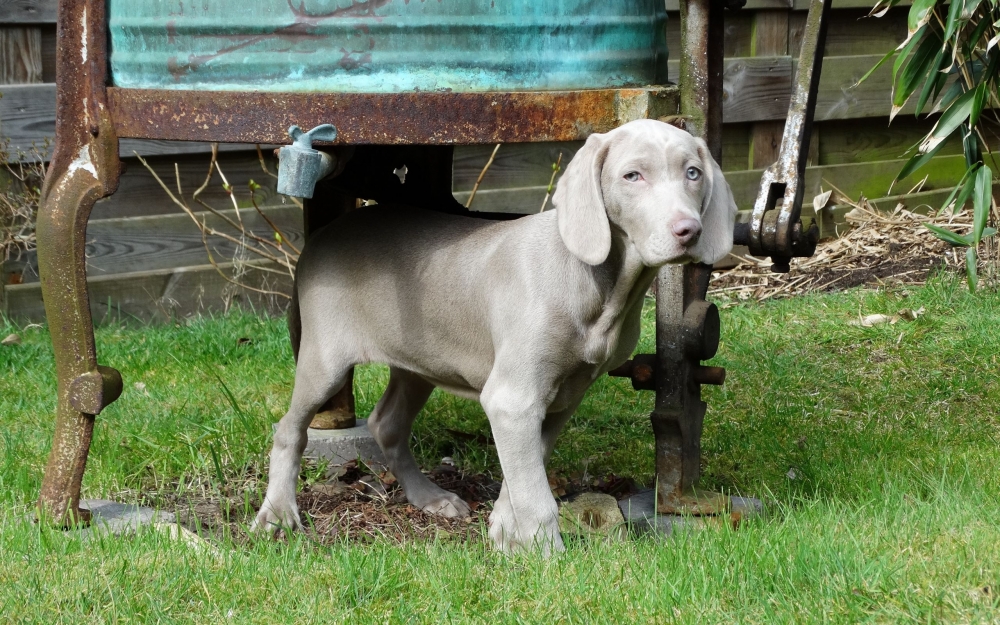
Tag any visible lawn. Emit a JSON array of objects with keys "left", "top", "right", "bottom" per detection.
[{"left": 1, "top": 275, "right": 999, "bottom": 623}]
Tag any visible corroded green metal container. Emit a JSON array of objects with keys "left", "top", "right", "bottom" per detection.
[{"left": 108, "top": 1, "right": 668, "bottom": 92}]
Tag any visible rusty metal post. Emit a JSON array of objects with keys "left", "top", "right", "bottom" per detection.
[
  {"left": 36, "top": 0, "right": 123, "bottom": 527},
  {"left": 651, "top": 0, "right": 728, "bottom": 514}
]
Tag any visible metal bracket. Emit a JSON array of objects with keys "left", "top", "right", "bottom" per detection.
[
  {"left": 68, "top": 366, "right": 123, "bottom": 415},
  {"left": 734, "top": 0, "right": 830, "bottom": 272}
]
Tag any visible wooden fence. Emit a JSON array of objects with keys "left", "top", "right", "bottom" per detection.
[{"left": 0, "top": 0, "right": 972, "bottom": 321}]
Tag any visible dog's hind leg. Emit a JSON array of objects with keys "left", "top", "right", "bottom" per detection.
[
  {"left": 253, "top": 348, "right": 352, "bottom": 536},
  {"left": 368, "top": 367, "right": 471, "bottom": 518}
]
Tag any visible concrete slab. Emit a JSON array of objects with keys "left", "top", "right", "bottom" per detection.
[
  {"left": 78, "top": 499, "right": 175, "bottom": 538},
  {"left": 618, "top": 490, "right": 763, "bottom": 536},
  {"left": 300, "top": 418, "right": 387, "bottom": 470}
]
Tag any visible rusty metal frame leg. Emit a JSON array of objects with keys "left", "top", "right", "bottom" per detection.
[
  {"left": 652, "top": 0, "right": 728, "bottom": 515},
  {"left": 36, "top": 0, "right": 123, "bottom": 527}
]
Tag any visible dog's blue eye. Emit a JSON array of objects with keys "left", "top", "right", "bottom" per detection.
[
  {"left": 624, "top": 171, "right": 642, "bottom": 182},
  {"left": 686, "top": 167, "right": 702, "bottom": 181}
]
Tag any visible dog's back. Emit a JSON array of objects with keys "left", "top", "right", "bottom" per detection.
[{"left": 292, "top": 205, "right": 547, "bottom": 396}]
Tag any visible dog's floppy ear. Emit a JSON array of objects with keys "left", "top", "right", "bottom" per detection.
[
  {"left": 694, "top": 138, "right": 737, "bottom": 265},
  {"left": 553, "top": 133, "right": 612, "bottom": 265}
]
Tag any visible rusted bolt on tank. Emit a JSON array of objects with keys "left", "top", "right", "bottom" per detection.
[{"left": 277, "top": 124, "right": 339, "bottom": 199}]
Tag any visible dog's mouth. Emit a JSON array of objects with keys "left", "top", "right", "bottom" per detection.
[{"left": 662, "top": 252, "right": 694, "bottom": 265}]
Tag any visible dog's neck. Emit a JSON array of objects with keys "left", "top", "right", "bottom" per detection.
[{"left": 579, "top": 228, "right": 658, "bottom": 364}]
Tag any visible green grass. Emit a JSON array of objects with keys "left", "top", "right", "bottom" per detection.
[{"left": 2, "top": 276, "right": 999, "bottom": 623}]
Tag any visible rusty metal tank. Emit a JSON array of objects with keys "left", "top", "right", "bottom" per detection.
[{"left": 108, "top": 0, "right": 669, "bottom": 92}]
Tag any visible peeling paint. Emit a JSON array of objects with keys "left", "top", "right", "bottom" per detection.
[
  {"left": 81, "top": 7, "right": 88, "bottom": 63},
  {"left": 66, "top": 145, "right": 98, "bottom": 179}
]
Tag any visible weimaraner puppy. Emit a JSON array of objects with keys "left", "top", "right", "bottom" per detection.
[{"left": 253, "top": 119, "right": 737, "bottom": 553}]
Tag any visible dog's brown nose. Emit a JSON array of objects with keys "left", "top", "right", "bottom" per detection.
[{"left": 672, "top": 218, "right": 702, "bottom": 246}]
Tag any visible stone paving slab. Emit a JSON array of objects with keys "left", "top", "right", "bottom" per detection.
[
  {"left": 618, "top": 489, "right": 764, "bottom": 536},
  {"left": 299, "top": 418, "right": 387, "bottom": 470}
]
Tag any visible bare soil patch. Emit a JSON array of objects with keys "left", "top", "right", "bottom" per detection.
[{"left": 146, "top": 461, "right": 640, "bottom": 546}]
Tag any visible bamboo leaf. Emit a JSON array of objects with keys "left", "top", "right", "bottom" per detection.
[
  {"left": 932, "top": 77, "right": 966, "bottom": 113},
  {"left": 966, "top": 14, "right": 991, "bottom": 54},
  {"left": 897, "top": 140, "right": 947, "bottom": 180},
  {"left": 894, "top": 25, "right": 928, "bottom": 86},
  {"left": 944, "top": 0, "right": 965, "bottom": 41},
  {"left": 963, "top": 122, "right": 982, "bottom": 168},
  {"left": 856, "top": 48, "right": 898, "bottom": 87},
  {"left": 939, "top": 164, "right": 980, "bottom": 212},
  {"left": 922, "top": 87, "right": 977, "bottom": 150},
  {"left": 894, "top": 31, "right": 944, "bottom": 112},
  {"left": 925, "top": 222, "right": 973, "bottom": 246},
  {"left": 972, "top": 164, "right": 992, "bottom": 244},
  {"left": 908, "top": 0, "right": 938, "bottom": 33},
  {"left": 966, "top": 247, "right": 978, "bottom": 291},
  {"left": 870, "top": 0, "right": 904, "bottom": 18},
  {"left": 970, "top": 82, "right": 988, "bottom": 127},
  {"left": 915, "top": 47, "right": 947, "bottom": 115},
  {"left": 956, "top": 164, "right": 982, "bottom": 209}
]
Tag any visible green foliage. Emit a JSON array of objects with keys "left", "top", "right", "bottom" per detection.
[{"left": 868, "top": 0, "right": 1000, "bottom": 289}]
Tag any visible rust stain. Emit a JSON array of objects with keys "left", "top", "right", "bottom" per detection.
[{"left": 108, "top": 87, "right": 678, "bottom": 145}]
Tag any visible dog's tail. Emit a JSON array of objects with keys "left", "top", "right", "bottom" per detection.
[{"left": 288, "top": 272, "right": 301, "bottom": 364}]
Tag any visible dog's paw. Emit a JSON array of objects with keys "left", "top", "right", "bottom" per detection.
[
  {"left": 250, "top": 498, "right": 302, "bottom": 536},
  {"left": 411, "top": 490, "right": 471, "bottom": 518},
  {"left": 488, "top": 497, "right": 564, "bottom": 556}
]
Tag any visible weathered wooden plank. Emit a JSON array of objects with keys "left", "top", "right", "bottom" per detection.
[
  {"left": 0, "top": 0, "right": 55, "bottom": 23},
  {"left": 817, "top": 116, "right": 964, "bottom": 165},
  {"left": 453, "top": 124, "right": 754, "bottom": 197},
  {"left": 664, "top": 53, "right": 940, "bottom": 123},
  {"left": 727, "top": 151, "right": 989, "bottom": 210},
  {"left": 93, "top": 151, "right": 284, "bottom": 220},
  {"left": 4, "top": 205, "right": 303, "bottom": 285},
  {"left": 459, "top": 150, "right": 985, "bottom": 217},
  {"left": 0, "top": 84, "right": 270, "bottom": 161},
  {"left": 39, "top": 23, "right": 53, "bottom": 82},
  {"left": 0, "top": 26, "right": 41, "bottom": 84},
  {"left": 790, "top": 8, "right": 906, "bottom": 58},
  {"left": 453, "top": 142, "right": 582, "bottom": 193},
  {"left": 3, "top": 260, "right": 291, "bottom": 323},
  {"left": 750, "top": 10, "right": 789, "bottom": 170}
]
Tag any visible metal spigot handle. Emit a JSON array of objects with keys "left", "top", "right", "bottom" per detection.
[{"left": 288, "top": 124, "right": 338, "bottom": 149}]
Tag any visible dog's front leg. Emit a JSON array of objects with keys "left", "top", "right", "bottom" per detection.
[{"left": 481, "top": 380, "right": 563, "bottom": 555}]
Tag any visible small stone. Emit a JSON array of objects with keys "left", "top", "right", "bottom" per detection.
[
  {"left": 1, "top": 333, "right": 21, "bottom": 346},
  {"left": 558, "top": 492, "right": 625, "bottom": 538},
  {"left": 310, "top": 482, "right": 346, "bottom": 497},
  {"left": 786, "top": 467, "right": 799, "bottom": 480}
]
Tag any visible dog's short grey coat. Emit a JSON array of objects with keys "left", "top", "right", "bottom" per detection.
[{"left": 253, "top": 120, "right": 737, "bottom": 553}]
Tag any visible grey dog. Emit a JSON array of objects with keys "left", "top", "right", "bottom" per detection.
[{"left": 253, "top": 119, "right": 737, "bottom": 553}]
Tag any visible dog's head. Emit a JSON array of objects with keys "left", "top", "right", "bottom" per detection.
[{"left": 552, "top": 119, "right": 737, "bottom": 267}]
